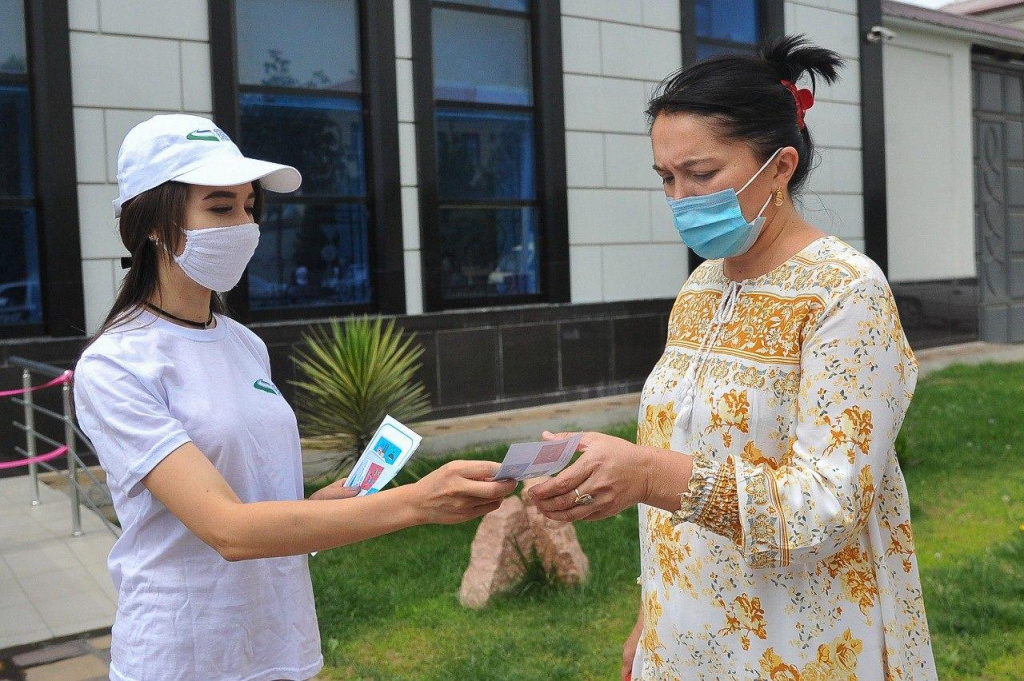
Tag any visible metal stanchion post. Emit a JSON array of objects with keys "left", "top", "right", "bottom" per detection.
[
  {"left": 23, "top": 369, "right": 40, "bottom": 506},
  {"left": 62, "top": 381, "right": 82, "bottom": 537}
]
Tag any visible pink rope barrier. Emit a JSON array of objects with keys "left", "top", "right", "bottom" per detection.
[
  {"left": 0, "top": 445, "right": 69, "bottom": 470},
  {"left": 0, "top": 370, "right": 73, "bottom": 398}
]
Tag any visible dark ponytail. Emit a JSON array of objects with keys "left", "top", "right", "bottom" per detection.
[{"left": 645, "top": 35, "right": 844, "bottom": 194}]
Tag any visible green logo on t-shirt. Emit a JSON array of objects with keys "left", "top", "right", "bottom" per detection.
[{"left": 253, "top": 379, "right": 279, "bottom": 395}]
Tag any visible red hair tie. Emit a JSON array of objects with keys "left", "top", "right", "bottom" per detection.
[{"left": 781, "top": 80, "right": 814, "bottom": 130}]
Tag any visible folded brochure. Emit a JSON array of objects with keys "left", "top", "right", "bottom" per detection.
[
  {"left": 494, "top": 433, "right": 582, "bottom": 481},
  {"left": 344, "top": 415, "right": 423, "bottom": 496}
]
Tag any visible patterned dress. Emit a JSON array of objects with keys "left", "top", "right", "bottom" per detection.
[{"left": 635, "top": 237, "right": 936, "bottom": 680}]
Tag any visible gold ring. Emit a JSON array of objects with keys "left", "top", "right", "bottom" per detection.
[{"left": 574, "top": 488, "right": 594, "bottom": 506}]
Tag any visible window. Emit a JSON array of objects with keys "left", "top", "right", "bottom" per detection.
[
  {"left": 683, "top": 0, "right": 784, "bottom": 64},
  {"left": 0, "top": 0, "right": 41, "bottom": 330},
  {"left": 0, "top": 1, "right": 81, "bottom": 338},
  {"left": 413, "top": 0, "right": 569, "bottom": 311},
  {"left": 210, "top": 0, "right": 404, "bottom": 321}
]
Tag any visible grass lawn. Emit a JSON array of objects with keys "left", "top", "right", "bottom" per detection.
[{"left": 307, "top": 363, "right": 1024, "bottom": 680}]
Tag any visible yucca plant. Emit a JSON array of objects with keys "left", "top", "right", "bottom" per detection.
[{"left": 291, "top": 316, "right": 431, "bottom": 479}]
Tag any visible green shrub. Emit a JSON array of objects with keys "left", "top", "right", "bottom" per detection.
[{"left": 291, "top": 316, "right": 431, "bottom": 479}]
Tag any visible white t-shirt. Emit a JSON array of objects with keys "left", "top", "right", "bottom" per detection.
[{"left": 74, "top": 310, "right": 323, "bottom": 681}]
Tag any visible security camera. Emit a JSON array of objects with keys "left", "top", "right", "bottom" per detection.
[{"left": 866, "top": 26, "right": 896, "bottom": 43}]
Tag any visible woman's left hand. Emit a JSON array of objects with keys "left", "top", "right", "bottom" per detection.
[
  {"left": 308, "top": 479, "right": 361, "bottom": 501},
  {"left": 528, "top": 430, "right": 651, "bottom": 522}
]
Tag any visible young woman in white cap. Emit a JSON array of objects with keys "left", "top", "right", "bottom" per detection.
[{"left": 73, "top": 114, "right": 516, "bottom": 681}]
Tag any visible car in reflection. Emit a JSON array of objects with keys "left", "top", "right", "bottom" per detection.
[{"left": 0, "top": 279, "right": 41, "bottom": 324}]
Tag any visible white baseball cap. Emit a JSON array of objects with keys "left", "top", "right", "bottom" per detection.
[{"left": 112, "top": 114, "right": 302, "bottom": 217}]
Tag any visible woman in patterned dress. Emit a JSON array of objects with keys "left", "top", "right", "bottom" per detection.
[{"left": 529, "top": 36, "right": 936, "bottom": 680}]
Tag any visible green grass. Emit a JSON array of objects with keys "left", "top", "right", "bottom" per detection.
[{"left": 307, "top": 366, "right": 1024, "bottom": 680}]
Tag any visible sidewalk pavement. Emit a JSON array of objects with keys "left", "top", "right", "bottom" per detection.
[{"left": 3, "top": 340, "right": 1022, "bottom": 680}]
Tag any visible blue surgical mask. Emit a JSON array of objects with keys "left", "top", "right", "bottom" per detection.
[{"left": 666, "top": 148, "right": 783, "bottom": 260}]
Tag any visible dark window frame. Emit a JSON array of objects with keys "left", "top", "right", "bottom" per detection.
[
  {"left": 0, "top": 0, "right": 84, "bottom": 339},
  {"left": 411, "top": 0, "right": 569, "bottom": 312},
  {"left": 209, "top": 0, "right": 405, "bottom": 323},
  {"left": 680, "top": 0, "right": 785, "bottom": 273}
]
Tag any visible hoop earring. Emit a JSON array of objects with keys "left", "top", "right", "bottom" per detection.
[{"left": 774, "top": 189, "right": 784, "bottom": 207}]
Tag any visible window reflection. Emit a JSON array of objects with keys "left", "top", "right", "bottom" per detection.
[
  {"left": 0, "top": 209, "right": 42, "bottom": 326},
  {"left": 236, "top": 0, "right": 360, "bottom": 92},
  {"left": 249, "top": 203, "right": 371, "bottom": 310},
  {"left": 240, "top": 93, "right": 365, "bottom": 198},
  {"left": 0, "top": 0, "right": 27, "bottom": 75},
  {"left": 695, "top": 0, "right": 759, "bottom": 44},
  {"left": 439, "top": 207, "right": 538, "bottom": 300},
  {"left": 433, "top": 8, "right": 532, "bottom": 106},
  {"left": 436, "top": 109, "right": 535, "bottom": 201},
  {"left": 236, "top": 0, "right": 372, "bottom": 313}
]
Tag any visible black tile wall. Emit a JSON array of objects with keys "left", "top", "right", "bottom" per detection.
[{"left": 501, "top": 324, "right": 559, "bottom": 397}]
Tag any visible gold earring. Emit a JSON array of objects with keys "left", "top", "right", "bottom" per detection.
[{"left": 774, "top": 189, "right": 784, "bottom": 206}]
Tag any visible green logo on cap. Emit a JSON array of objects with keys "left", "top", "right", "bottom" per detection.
[{"left": 186, "top": 129, "right": 221, "bottom": 142}]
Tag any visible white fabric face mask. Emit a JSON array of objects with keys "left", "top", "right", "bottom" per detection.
[{"left": 173, "top": 222, "right": 260, "bottom": 292}]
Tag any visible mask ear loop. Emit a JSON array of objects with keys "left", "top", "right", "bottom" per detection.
[{"left": 737, "top": 147, "right": 784, "bottom": 196}]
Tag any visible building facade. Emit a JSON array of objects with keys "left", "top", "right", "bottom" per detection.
[{"left": 3, "top": 0, "right": 1017, "bottom": 461}]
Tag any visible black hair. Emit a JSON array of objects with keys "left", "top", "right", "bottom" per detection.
[{"left": 645, "top": 35, "right": 844, "bottom": 195}]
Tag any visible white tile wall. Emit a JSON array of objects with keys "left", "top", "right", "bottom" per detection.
[
  {"left": 808, "top": 100, "right": 862, "bottom": 149},
  {"left": 68, "top": 0, "right": 100, "bottom": 32},
  {"left": 99, "top": 0, "right": 209, "bottom": 41},
  {"left": 403, "top": 251, "right": 424, "bottom": 315},
  {"left": 394, "top": 0, "right": 413, "bottom": 60},
  {"left": 561, "top": 0, "right": 642, "bottom": 24},
  {"left": 599, "top": 23, "right": 680, "bottom": 81},
  {"left": 787, "top": 3, "right": 860, "bottom": 60},
  {"left": 399, "top": 122, "right": 417, "bottom": 187},
  {"left": 563, "top": 2, "right": 684, "bottom": 303},
  {"left": 73, "top": 108, "right": 106, "bottom": 184},
  {"left": 69, "top": 1, "right": 218, "bottom": 332},
  {"left": 181, "top": 42, "right": 213, "bottom": 112},
  {"left": 641, "top": 0, "right": 681, "bottom": 30},
  {"left": 563, "top": 74, "right": 650, "bottom": 134},
  {"left": 566, "top": 132, "right": 605, "bottom": 187},
  {"left": 81, "top": 259, "right": 118, "bottom": 337},
  {"left": 604, "top": 133, "right": 657, "bottom": 189},
  {"left": 569, "top": 246, "right": 603, "bottom": 303},
  {"left": 601, "top": 244, "right": 688, "bottom": 302},
  {"left": 396, "top": 59, "right": 415, "bottom": 123},
  {"left": 77, "top": 185, "right": 123, "bottom": 260},
  {"left": 562, "top": 17, "right": 602, "bottom": 75},
  {"left": 70, "top": 33, "right": 182, "bottom": 110},
  {"left": 568, "top": 189, "right": 651, "bottom": 245},
  {"left": 401, "top": 187, "right": 420, "bottom": 251},
  {"left": 648, "top": 190, "right": 677, "bottom": 244}
]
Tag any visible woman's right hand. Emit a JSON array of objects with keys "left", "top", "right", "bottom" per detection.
[
  {"left": 622, "top": 610, "right": 644, "bottom": 680},
  {"left": 410, "top": 460, "right": 517, "bottom": 525}
]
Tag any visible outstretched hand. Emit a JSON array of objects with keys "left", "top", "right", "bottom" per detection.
[
  {"left": 527, "top": 430, "right": 651, "bottom": 522},
  {"left": 308, "top": 479, "right": 360, "bottom": 501}
]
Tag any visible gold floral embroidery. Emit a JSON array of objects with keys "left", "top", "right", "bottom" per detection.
[
  {"left": 668, "top": 291, "right": 825, "bottom": 365},
  {"left": 758, "top": 629, "right": 864, "bottom": 680},
  {"left": 640, "top": 589, "right": 665, "bottom": 669},
  {"left": 719, "top": 594, "right": 768, "bottom": 651},
  {"left": 823, "top": 406, "right": 873, "bottom": 463},
  {"left": 821, "top": 544, "right": 878, "bottom": 616},
  {"left": 704, "top": 389, "right": 751, "bottom": 447},
  {"left": 885, "top": 521, "right": 916, "bottom": 574},
  {"left": 638, "top": 401, "right": 677, "bottom": 449},
  {"left": 647, "top": 511, "right": 697, "bottom": 593}
]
